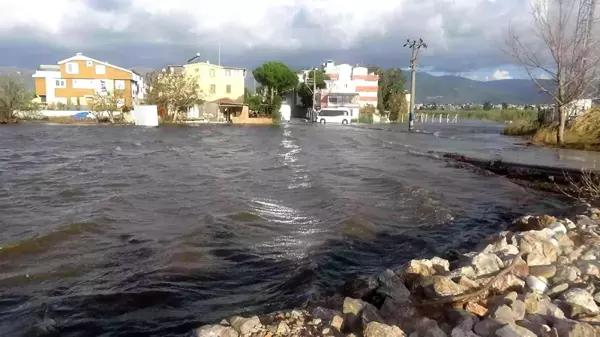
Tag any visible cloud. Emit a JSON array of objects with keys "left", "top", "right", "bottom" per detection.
[
  {"left": 0, "top": 0, "right": 531, "bottom": 73},
  {"left": 491, "top": 70, "right": 512, "bottom": 80}
]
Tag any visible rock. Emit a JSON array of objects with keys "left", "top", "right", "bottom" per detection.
[
  {"left": 473, "top": 319, "right": 504, "bottom": 337},
  {"left": 576, "top": 215, "right": 595, "bottom": 228},
  {"left": 465, "top": 302, "right": 488, "bottom": 316},
  {"left": 525, "top": 275, "right": 549, "bottom": 293},
  {"left": 516, "top": 319, "right": 550, "bottom": 336},
  {"left": 404, "top": 259, "right": 436, "bottom": 278},
  {"left": 487, "top": 274, "right": 525, "bottom": 293},
  {"left": 548, "top": 222, "right": 568, "bottom": 236},
  {"left": 361, "top": 303, "right": 384, "bottom": 326},
  {"left": 378, "top": 269, "right": 411, "bottom": 302},
  {"left": 290, "top": 309, "right": 303, "bottom": 318},
  {"left": 311, "top": 307, "right": 342, "bottom": 321},
  {"left": 554, "top": 319, "right": 598, "bottom": 337},
  {"left": 275, "top": 322, "right": 290, "bottom": 335},
  {"left": 322, "top": 327, "right": 330, "bottom": 334},
  {"left": 343, "top": 275, "right": 379, "bottom": 300},
  {"left": 343, "top": 297, "right": 366, "bottom": 315},
  {"left": 535, "top": 298, "right": 565, "bottom": 323},
  {"left": 579, "top": 261, "right": 600, "bottom": 277},
  {"left": 559, "top": 288, "right": 600, "bottom": 317},
  {"left": 522, "top": 292, "right": 541, "bottom": 314},
  {"left": 509, "top": 300, "right": 526, "bottom": 321},
  {"left": 330, "top": 315, "right": 344, "bottom": 331},
  {"left": 494, "top": 324, "right": 536, "bottom": 337},
  {"left": 363, "top": 322, "right": 406, "bottom": 337},
  {"left": 445, "top": 309, "right": 479, "bottom": 330},
  {"left": 428, "top": 276, "right": 468, "bottom": 298},
  {"left": 450, "top": 327, "right": 481, "bottom": 337},
  {"left": 379, "top": 298, "right": 420, "bottom": 332},
  {"left": 528, "top": 265, "right": 557, "bottom": 278},
  {"left": 518, "top": 233, "right": 558, "bottom": 264},
  {"left": 489, "top": 305, "right": 515, "bottom": 324},
  {"left": 229, "top": 316, "right": 261, "bottom": 335},
  {"left": 430, "top": 257, "right": 451, "bottom": 272},
  {"left": 553, "top": 265, "right": 582, "bottom": 285},
  {"left": 580, "top": 252, "right": 596, "bottom": 261},
  {"left": 595, "top": 292, "right": 600, "bottom": 304},
  {"left": 470, "top": 253, "right": 504, "bottom": 277},
  {"left": 548, "top": 283, "right": 570, "bottom": 298},
  {"left": 195, "top": 325, "right": 239, "bottom": 337},
  {"left": 413, "top": 318, "right": 447, "bottom": 337}
]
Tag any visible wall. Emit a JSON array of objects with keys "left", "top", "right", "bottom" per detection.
[
  {"left": 231, "top": 106, "right": 273, "bottom": 124},
  {"left": 184, "top": 62, "right": 245, "bottom": 102}
]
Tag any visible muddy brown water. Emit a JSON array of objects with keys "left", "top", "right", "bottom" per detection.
[{"left": 0, "top": 121, "right": 583, "bottom": 336}]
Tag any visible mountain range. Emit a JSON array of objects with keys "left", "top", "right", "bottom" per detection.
[{"left": 1, "top": 66, "right": 553, "bottom": 105}]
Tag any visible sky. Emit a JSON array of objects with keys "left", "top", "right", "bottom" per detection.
[{"left": 0, "top": 0, "right": 537, "bottom": 80}]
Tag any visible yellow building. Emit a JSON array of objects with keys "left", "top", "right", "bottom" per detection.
[
  {"left": 32, "top": 53, "right": 145, "bottom": 107},
  {"left": 182, "top": 55, "right": 246, "bottom": 102}
]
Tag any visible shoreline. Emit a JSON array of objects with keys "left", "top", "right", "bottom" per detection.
[{"left": 193, "top": 205, "right": 600, "bottom": 337}]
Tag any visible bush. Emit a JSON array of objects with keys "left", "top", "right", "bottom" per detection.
[
  {"left": 358, "top": 113, "right": 373, "bottom": 123},
  {"left": 502, "top": 120, "right": 540, "bottom": 136}
]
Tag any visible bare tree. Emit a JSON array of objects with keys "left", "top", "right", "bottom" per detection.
[
  {"left": 145, "top": 71, "right": 204, "bottom": 122},
  {"left": 0, "top": 75, "right": 32, "bottom": 124},
  {"left": 90, "top": 90, "right": 125, "bottom": 123},
  {"left": 507, "top": 0, "right": 599, "bottom": 145}
]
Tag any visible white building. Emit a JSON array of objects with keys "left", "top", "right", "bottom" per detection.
[{"left": 322, "top": 60, "right": 378, "bottom": 107}]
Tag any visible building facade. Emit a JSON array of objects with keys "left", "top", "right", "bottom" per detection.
[
  {"left": 322, "top": 60, "right": 379, "bottom": 107},
  {"left": 32, "top": 53, "right": 145, "bottom": 107},
  {"left": 183, "top": 55, "right": 246, "bottom": 102}
]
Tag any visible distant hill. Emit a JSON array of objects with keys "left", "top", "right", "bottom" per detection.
[{"left": 413, "top": 72, "right": 554, "bottom": 105}]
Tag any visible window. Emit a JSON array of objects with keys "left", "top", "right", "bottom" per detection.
[
  {"left": 318, "top": 109, "right": 347, "bottom": 116},
  {"left": 115, "top": 80, "right": 125, "bottom": 90},
  {"left": 329, "top": 97, "right": 338, "bottom": 104},
  {"left": 66, "top": 62, "right": 79, "bottom": 74},
  {"left": 226, "top": 85, "right": 231, "bottom": 94},
  {"left": 72, "top": 79, "right": 95, "bottom": 89},
  {"left": 210, "top": 69, "right": 216, "bottom": 77},
  {"left": 225, "top": 70, "right": 231, "bottom": 76},
  {"left": 55, "top": 79, "right": 66, "bottom": 88},
  {"left": 86, "top": 61, "right": 93, "bottom": 67},
  {"left": 95, "top": 65, "right": 106, "bottom": 75},
  {"left": 210, "top": 85, "right": 216, "bottom": 94}
]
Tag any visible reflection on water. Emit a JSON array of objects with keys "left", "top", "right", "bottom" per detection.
[{"left": 0, "top": 122, "right": 569, "bottom": 336}]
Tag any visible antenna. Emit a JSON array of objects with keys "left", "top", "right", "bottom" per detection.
[{"left": 218, "top": 41, "right": 221, "bottom": 66}]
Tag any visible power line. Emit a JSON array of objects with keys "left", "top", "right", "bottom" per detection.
[{"left": 403, "top": 38, "right": 427, "bottom": 132}]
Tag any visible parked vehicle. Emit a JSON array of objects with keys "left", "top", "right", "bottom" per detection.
[{"left": 316, "top": 108, "right": 351, "bottom": 124}]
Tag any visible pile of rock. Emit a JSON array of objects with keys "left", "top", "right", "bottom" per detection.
[{"left": 194, "top": 208, "right": 600, "bottom": 337}]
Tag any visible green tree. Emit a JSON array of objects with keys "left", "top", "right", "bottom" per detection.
[
  {"left": 296, "top": 69, "right": 327, "bottom": 107},
  {"left": 252, "top": 62, "right": 298, "bottom": 103},
  {"left": 483, "top": 101, "right": 492, "bottom": 111},
  {"left": 244, "top": 88, "right": 262, "bottom": 112},
  {"left": 0, "top": 75, "right": 36, "bottom": 124},
  {"left": 378, "top": 68, "right": 406, "bottom": 117}
]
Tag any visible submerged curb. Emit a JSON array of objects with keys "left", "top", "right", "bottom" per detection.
[{"left": 193, "top": 206, "right": 600, "bottom": 337}]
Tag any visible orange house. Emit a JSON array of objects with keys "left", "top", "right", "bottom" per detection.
[{"left": 32, "top": 53, "right": 145, "bottom": 108}]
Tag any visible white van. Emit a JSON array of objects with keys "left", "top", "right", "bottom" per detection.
[{"left": 316, "top": 108, "right": 351, "bottom": 124}]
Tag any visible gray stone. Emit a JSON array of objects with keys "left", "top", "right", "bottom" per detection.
[
  {"left": 343, "top": 275, "right": 379, "bottom": 300},
  {"left": 470, "top": 253, "right": 504, "bottom": 277},
  {"left": 554, "top": 319, "right": 598, "bottom": 337},
  {"left": 361, "top": 303, "right": 384, "bottom": 326},
  {"left": 414, "top": 318, "right": 447, "bottom": 337},
  {"left": 579, "top": 261, "right": 600, "bottom": 276},
  {"left": 516, "top": 319, "right": 550, "bottom": 336},
  {"left": 494, "top": 324, "right": 536, "bottom": 337},
  {"left": 518, "top": 233, "right": 558, "bottom": 264},
  {"left": 229, "top": 316, "right": 261, "bottom": 335},
  {"left": 548, "top": 283, "right": 570, "bottom": 298},
  {"left": 490, "top": 305, "right": 515, "bottom": 324},
  {"left": 509, "top": 300, "right": 526, "bottom": 321},
  {"left": 560, "top": 288, "right": 600, "bottom": 317},
  {"left": 535, "top": 298, "right": 566, "bottom": 323},
  {"left": 595, "top": 292, "right": 600, "bottom": 304},
  {"left": 195, "top": 325, "right": 239, "bottom": 337},
  {"left": 450, "top": 328, "right": 481, "bottom": 337},
  {"left": 576, "top": 215, "right": 595, "bottom": 228},
  {"left": 525, "top": 275, "right": 549, "bottom": 294},
  {"left": 343, "top": 297, "right": 366, "bottom": 315},
  {"left": 445, "top": 309, "right": 479, "bottom": 331},
  {"left": 311, "top": 307, "right": 341, "bottom": 321},
  {"left": 473, "top": 319, "right": 504, "bottom": 337},
  {"left": 528, "top": 265, "right": 557, "bottom": 278},
  {"left": 378, "top": 269, "right": 412, "bottom": 301},
  {"left": 363, "top": 322, "right": 406, "bottom": 337}
]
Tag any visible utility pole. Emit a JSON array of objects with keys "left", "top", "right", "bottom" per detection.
[
  {"left": 218, "top": 41, "right": 221, "bottom": 66},
  {"left": 403, "top": 38, "right": 427, "bottom": 132}
]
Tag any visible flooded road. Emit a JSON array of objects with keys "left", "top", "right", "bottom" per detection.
[{"left": 0, "top": 121, "right": 582, "bottom": 336}]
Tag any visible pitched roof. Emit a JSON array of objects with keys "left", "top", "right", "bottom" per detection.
[{"left": 57, "top": 53, "right": 133, "bottom": 75}]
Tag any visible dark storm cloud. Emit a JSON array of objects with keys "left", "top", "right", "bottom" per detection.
[{"left": 0, "top": 0, "right": 527, "bottom": 73}]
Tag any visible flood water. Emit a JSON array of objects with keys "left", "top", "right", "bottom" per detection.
[{"left": 0, "top": 121, "right": 591, "bottom": 336}]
